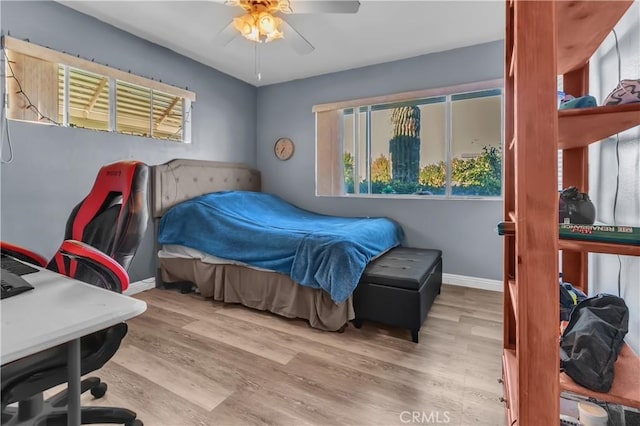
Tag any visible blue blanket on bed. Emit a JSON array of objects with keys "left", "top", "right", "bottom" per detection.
[{"left": 158, "top": 191, "right": 403, "bottom": 302}]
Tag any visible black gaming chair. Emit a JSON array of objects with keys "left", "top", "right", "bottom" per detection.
[
  {"left": 0, "top": 160, "right": 149, "bottom": 426},
  {"left": 3, "top": 160, "right": 149, "bottom": 293}
]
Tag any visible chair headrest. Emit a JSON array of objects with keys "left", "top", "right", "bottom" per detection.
[{"left": 72, "top": 161, "right": 148, "bottom": 242}]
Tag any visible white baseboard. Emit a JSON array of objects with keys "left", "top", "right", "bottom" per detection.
[
  {"left": 124, "top": 278, "right": 155, "bottom": 296},
  {"left": 443, "top": 273, "right": 502, "bottom": 292}
]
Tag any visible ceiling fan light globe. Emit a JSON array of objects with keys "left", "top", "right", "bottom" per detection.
[
  {"left": 265, "top": 29, "right": 284, "bottom": 43},
  {"left": 233, "top": 14, "right": 261, "bottom": 42},
  {"left": 265, "top": 16, "right": 284, "bottom": 41},
  {"left": 258, "top": 12, "right": 276, "bottom": 33},
  {"left": 233, "top": 15, "right": 251, "bottom": 34},
  {"left": 248, "top": 27, "right": 260, "bottom": 42}
]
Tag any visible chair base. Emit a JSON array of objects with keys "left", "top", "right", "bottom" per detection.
[{"left": 1, "top": 378, "right": 141, "bottom": 426}]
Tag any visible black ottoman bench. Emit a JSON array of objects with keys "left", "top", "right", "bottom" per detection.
[{"left": 353, "top": 247, "right": 443, "bottom": 343}]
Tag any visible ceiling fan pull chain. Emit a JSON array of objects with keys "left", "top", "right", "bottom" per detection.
[{"left": 255, "top": 42, "right": 262, "bottom": 81}]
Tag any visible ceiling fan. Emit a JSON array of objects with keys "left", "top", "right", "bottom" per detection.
[{"left": 215, "top": 0, "right": 361, "bottom": 55}]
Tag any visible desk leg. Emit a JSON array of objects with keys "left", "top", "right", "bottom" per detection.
[{"left": 67, "top": 338, "right": 81, "bottom": 426}]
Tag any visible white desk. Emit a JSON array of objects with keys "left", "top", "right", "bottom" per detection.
[{"left": 1, "top": 266, "right": 147, "bottom": 425}]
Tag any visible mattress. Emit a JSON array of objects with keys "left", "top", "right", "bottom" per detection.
[
  {"left": 159, "top": 244, "right": 391, "bottom": 270},
  {"left": 159, "top": 244, "right": 273, "bottom": 271}
]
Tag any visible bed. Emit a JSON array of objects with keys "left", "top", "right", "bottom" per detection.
[{"left": 152, "top": 159, "right": 402, "bottom": 331}]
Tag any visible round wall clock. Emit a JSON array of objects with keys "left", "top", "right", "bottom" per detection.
[{"left": 274, "top": 137, "right": 295, "bottom": 161}]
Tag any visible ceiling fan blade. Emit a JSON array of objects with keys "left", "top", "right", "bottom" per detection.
[
  {"left": 281, "top": 20, "right": 315, "bottom": 55},
  {"left": 287, "top": 1, "right": 360, "bottom": 14},
  {"left": 215, "top": 20, "right": 240, "bottom": 46}
]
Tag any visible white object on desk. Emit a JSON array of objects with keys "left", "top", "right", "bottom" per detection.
[
  {"left": 578, "top": 401, "right": 608, "bottom": 426},
  {"left": 1, "top": 266, "right": 147, "bottom": 425}
]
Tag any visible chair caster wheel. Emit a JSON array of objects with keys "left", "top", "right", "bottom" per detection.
[
  {"left": 90, "top": 382, "right": 107, "bottom": 398},
  {"left": 126, "top": 419, "right": 143, "bottom": 426}
]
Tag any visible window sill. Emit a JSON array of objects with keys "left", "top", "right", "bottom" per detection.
[
  {"left": 315, "top": 193, "right": 503, "bottom": 201},
  {"left": 6, "top": 118, "right": 189, "bottom": 144}
]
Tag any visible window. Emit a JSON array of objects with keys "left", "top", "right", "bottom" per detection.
[
  {"left": 450, "top": 90, "right": 502, "bottom": 196},
  {"left": 5, "top": 36, "right": 194, "bottom": 143},
  {"left": 59, "top": 67, "right": 110, "bottom": 131},
  {"left": 315, "top": 81, "right": 503, "bottom": 198}
]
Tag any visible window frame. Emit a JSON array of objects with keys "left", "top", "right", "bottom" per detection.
[
  {"left": 314, "top": 79, "right": 504, "bottom": 200},
  {"left": 4, "top": 36, "right": 195, "bottom": 143}
]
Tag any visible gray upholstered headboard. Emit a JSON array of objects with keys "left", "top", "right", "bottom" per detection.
[{"left": 151, "top": 159, "right": 261, "bottom": 218}]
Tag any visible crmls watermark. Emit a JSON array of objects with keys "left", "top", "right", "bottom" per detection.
[{"left": 399, "top": 410, "right": 451, "bottom": 424}]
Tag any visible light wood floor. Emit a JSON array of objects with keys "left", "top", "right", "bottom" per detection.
[{"left": 71, "top": 285, "right": 506, "bottom": 425}]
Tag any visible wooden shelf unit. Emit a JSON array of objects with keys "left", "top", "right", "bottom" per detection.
[
  {"left": 502, "top": 1, "right": 638, "bottom": 424},
  {"left": 556, "top": 0, "right": 634, "bottom": 75},
  {"left": 500, "top": 221, "right": 639, "bottom": 255},
  {"left": 559, "top": 103, "right": 640, "bottom": 149}
]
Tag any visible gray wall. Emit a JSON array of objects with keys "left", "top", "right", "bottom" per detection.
[
  {"left": 589, "top": 2, "right": 639, "bottom": 353},
  {"left": 0, "top": 1, "right": 257, "bottom": 282},
  {"left": 256, "top": 41, "right": 504, "bottom": 281},
  {"left": 0, "top": 1, "right": 505, "bottom": 283}
]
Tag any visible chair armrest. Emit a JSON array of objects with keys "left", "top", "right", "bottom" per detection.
[
  {"left": 54, "top": 240, "right": 130, "bottom": 293},
  {"left": 0, "top": 241, "right": 48, "bottom": 267}
]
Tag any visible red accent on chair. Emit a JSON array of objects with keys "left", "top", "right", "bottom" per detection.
[
  {"left": 57, "top": 240, "right": 129, "bottom": 292},
  {"left": 71, "top": 162, "right": 136, "bottom": 248},
  {"left": 0, "top": 241, "right": 48, "bottom": 267}
]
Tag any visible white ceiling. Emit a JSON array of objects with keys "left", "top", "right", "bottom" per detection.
[{"left": 58, "top": 1, "right": 504, "bottom": 87}]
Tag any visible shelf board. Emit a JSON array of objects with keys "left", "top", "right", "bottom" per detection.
[
  {"left": 560, "top": 343, "right": 640, "bottom": 409},
  {"left": 508, "top": 279, "right": 517, "bottom": 318},
  {"left": 556, "top": 0, "right": 634, "bottom": 74},
  {"left": 558, "top": 103, "right": 640, "bottom": 149},
  {"left": 503, "top": 349, "right": 518, "bottom": 425},
  {"left": 559, "top": 238, "right": 640, "bottom": 256},
  {"left": 501, "top": 224, "right": 640, "bottom": 255}
]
